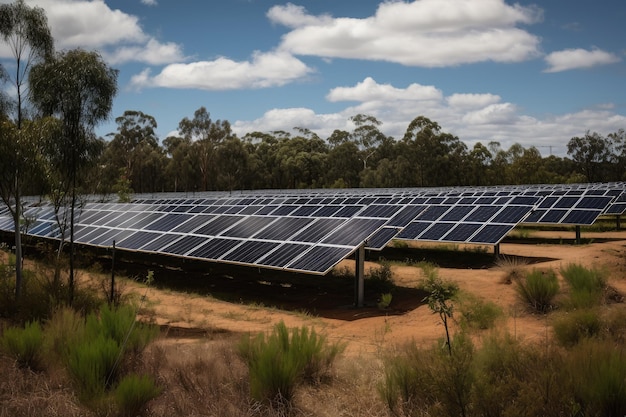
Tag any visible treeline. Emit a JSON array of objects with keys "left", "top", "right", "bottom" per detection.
[{"left": 85, "top": 108, "right": 626, "bottom": 196}]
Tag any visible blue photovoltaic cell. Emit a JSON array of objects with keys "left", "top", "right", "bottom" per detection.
[
  {"left": 491, "top": 206, "right": 531, "bottom": 224},
  {"left": 116, "top": 231, "right": 161, "bottom": 250},
  {"left": 387, "top": 205, "right": 427, "bottom": 227},
  {"left": 333, "top": 205, "right": 364, "bottom": 218},
  {"left": 540, "top": 209, "right": 568, "bottom": 223},
  {"left": 365, "top": 227, "right": 400, "bottom": 250},
  {"left": 397, "top": 221, "right": 431, "bottom": 240},
  {"left": 560, "top": 210, "right": 600, "bottom": 225},
  {"left": 576, "top": 197, "right": 612, "bottom": 210},
  {"left": 139, "top": 234, "right": 182, "bottom": 252},
  {"left": 188, "top": 237, "right": 241, "bottom": 260},
  {"left": 322, "top": 218, "right": 386, "bottom": 246},
  {"left": 221, "top": 216, "right": 277, "bottom": 238},
  {"left": 86, "top": 228, "right": 125, "bottom": 246},
  {"left": 314, "top": 205, "right": 342, "bottom": 217},
  {"left": 290, "top": 218, "right": 345, "bottom": 243},
  {"left": 194, "top": 215, "right": 241, "bottom": 236},
  {"left": 73, "top": 226, "right": 100, "bottom": 241},
  {"left": 287, "top": 245, "right": 353, "bottom": 274},
  {"left": 554, "top": 197, "right": 579, "bottom": 209},
  {"left": 442, "top": 223, "right": 482, "bottom": 241},
  {"left": 419, "top": 222, "right": 455, "bottom": 241},
  {"left": 538, "top": 196, "right": 559, "bottom": 209},
  {"left": 161, "top": 235, "right": 208, "bottom": 256},
  {"left": 257, "top": 242, "right": 310, "bottom": 268},
  {"left": 469, "top": 224, "right": 514, "bottom": 244},
  {"left": 222, "top": 240, "right": 281, "bottom": 264},
  {"left": 144, "top": 213, "right": 192, "bottom": 231},
  {"left": 254, "top": 217, "right": 314, "bottom": 241},
  {"left": 416, "top": 206, "right": 451, "bottom": 221},
  {"left": 359, "top": 204, "right": 402, "bottom": 218},
  {"left": 465, "top": 205, "right": 500, "bottom": 222},
  {"left": 171, "top": 215, "right": 214, "bottom": 233},
  {"left": 523, "top": 210, "right": 545, "bottom": 223},
  {"left": 441, "top": 205, "right": 474, "bottom": 221},
  {"left": 291, "top": 205, "right": 319, "bottom": 216}
]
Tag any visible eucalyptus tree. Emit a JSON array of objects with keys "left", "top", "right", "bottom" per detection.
[
  {"left": 106, "top": 110, "right": 161, "bottom": 193},
  {"left": 0, "top": 0, "right": 53, "bottom": 299},
  {"left": 29, "top": 48, "right": 118, "bottom": 303},
  {"left": 179, "top": 107, "right": 232, "bottom": 191},
  {"left": 349, "top": 114, "right": 385, "bottom": 169},
  {"left": 567, "top": 131, "right": 613, "bottom": 183}
]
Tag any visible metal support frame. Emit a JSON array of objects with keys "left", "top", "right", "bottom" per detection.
[
  {"left": 354, "top": 244, "right": 365, "bottom": 308},
  {"left": 575, "top": 225, "right": 581, "bottom": 245},
  {"left": 494, "top": 243, "right": 500, "bottom": 258}
]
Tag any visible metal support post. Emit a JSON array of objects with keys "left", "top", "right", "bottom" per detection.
[{"left": 354, "top": 244, "right": 365, "bottom": 308}]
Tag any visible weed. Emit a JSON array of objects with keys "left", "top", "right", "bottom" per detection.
[
  {"left": 1, "top": 320, "right": 44, "bottom": 370},
  {"left": 560, "top": 263, "right": 608, "bottom": 309},
  {"left": 114, "top": 374, "right": 162, "bottom": 417},
  {"left": 459, "top": 295, "right": 503, "bottom": 330},
  {"left": 377, "top": 293, "right": 393, "bottom": 309},
  {"left": 515, "top": 268, "right": 559, "bottom": 313},
  {"left": 553, "top": 309, "right": 603, "bottom": 347}
]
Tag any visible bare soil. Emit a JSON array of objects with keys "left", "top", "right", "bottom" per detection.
[{"left": 116, "top": 228, "right": 626, "bottom": 356}]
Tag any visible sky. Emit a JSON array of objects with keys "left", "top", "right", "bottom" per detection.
[{"left": 1, "top": 0, "right": 625, "bottom": 157}]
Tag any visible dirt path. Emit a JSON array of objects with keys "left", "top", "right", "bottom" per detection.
[{"left": 118, "top": 229, "right": 626, "bottom": 356}]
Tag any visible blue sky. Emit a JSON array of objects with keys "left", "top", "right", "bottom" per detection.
[{"left": 1, "top": 0, "right": 625, "bottom": 156}]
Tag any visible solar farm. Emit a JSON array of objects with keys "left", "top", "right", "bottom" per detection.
[{"left": 1, "top": 182, "right": 624, "bottom": 280}]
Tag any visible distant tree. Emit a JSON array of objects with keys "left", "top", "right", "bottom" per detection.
[
  {"left": 179, "top": 107, "right": 232, "bottom": 191},
  {"left": 0, "top": 0, "right": 53, "bottom": 300},
  {"left": 106, "top": 110, "right": 160, "bottom": 193},
  {"left": 567, "top": 132, "right": 613, "bottom": 182},
  {"left": 30, "top": 48, "right": 118, "bottom": 304},
  {"left": 349, "top": 114, "right": 385, "bottom": 169}
]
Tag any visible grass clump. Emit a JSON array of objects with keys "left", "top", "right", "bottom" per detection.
[
  {"left": 238, "top": 321, "right": 344, "bottom": 405},
  {"left": 553, "top": 309, "right": 603, "bottom": 347},
  {"left": 561, "top": 263, "right": 608, "bottom": 309},
  {"left": 459, "top": 295, "right": 503, "bottom": 330},
  {"left": 366, "top": 261, "right": 395, "bottom": 294},
  {"left": 1, "top": 320, "right": 44, "bottom": 370},
  {"left": 114, "top": 374, "right": 162, "bottom": 417},
  {"left": 515, "top": 268, "right": 559, "bottom": 313}
]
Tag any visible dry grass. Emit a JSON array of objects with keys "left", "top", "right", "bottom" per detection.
[{"left": 496, "top": 255, "right": 530, "bottom": 284}]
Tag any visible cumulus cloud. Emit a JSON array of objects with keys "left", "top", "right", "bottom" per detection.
[
  {"left": 544, "top": 48, "right": 621, "bottom": 72},
  {"left": 232, "top": 77, "right": 626, "bottom": 154},
  {"left": 141, "top": 0, "right": 157, "bottom": 5},
  {"left": 0, "top": 0, "right": 184, "bottom": 65},
  {"left": 269, "top": 0, "right": 542, "bottom": 67},
  {"left": 130, "top": 50, "right": 313, "bottom": 90}
]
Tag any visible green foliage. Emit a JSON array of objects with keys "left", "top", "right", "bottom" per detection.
[
  {"left": 114, "top": 374, "right": 162, "bottom": 417},
  {"left": 515, "top": 268, "right": 559, "bottom": 313},
  {"left": 553, "top": 309, "right": 603, "bottom": 347},
  {"left": 568, "top": 340, "right": 626, "bottom": 417},
  {"left": 1, "top": 320, "right": 44, "bottom": 370},
  {"left": 420, "top": 265, "right": 458, "bottom": 354},
  {"left": 366, "top": 262, "right": 395, "bottom": 293},
  {"left": 561, "top": 263, "right": 607, "bottom": 309},
  {"left": 459, "top": 295, "right": 503, "bottom": 330},
  {"left": 377, "top": 292, "right": 393, "bottom": 309},
  {"left": 238, "top": 321, "right": 344, "bottom": 405},
  {"left": 66, "top": 334, "right": 121, "bottom": 399},
  {"left": 380, "top": 332, "right": 474, "bottom": 417}
]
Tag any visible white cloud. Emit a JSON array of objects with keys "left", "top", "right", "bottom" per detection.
[
  {"left": 544, "top": 48, "right": 621, "bottom": 73},
  {"left": 141, "top": 0, "right": 157, "bottom": 6},
  {"left": 130, "top": 50, "right": 313, "bottom": 90},
  {"left": 270, "top": 0, "right": 542, "bottom": 67},
  {"left": 0, "top": 0, "right": 184, "bottom": 65},
  {"left": 232, "top": 77, "right": 626, "bottom": 155}
]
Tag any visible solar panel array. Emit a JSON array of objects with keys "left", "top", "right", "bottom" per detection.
[{"left": 0, "top": 183, "right": 624, "bottom": 275}]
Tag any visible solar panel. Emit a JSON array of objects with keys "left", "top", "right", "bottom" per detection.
[{"left": 1, "top": 182, "right": 624, "bottom": 276}]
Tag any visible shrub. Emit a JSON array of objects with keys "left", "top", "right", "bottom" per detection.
[
  {"left": 553, "top": 309, "right": 602, "bottom": 347},
  {"left": 459, "top": 296, "right": 503, "bottom": 330},
  {"left": 568, "top": 340, "right": 626, "bottom": 417},
  {"left": 43, "top": 307, "right": 86, "bottom": 363},
  {"left": 561, "top": 263, "right": 607, "bottom": 309},
  {"left": 1, "top": 320, "right": 44, "bottom": 370},
  {"left": 515, "top": 268, "right": 559, "bottom": 313},
  {"left": 114, "top": 374, "right": 162, "bottom": 417},
  {"left": 238, "top": 321, "right": 344, "bottom": 404},
  {"left": 366, "top": 262, "right": 395, "bottom": 293},
  {"left": 66, "top": 334, "right": 121, "bottom": 399}
]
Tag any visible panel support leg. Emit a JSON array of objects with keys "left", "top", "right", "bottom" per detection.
[
  {"left": 575, "top": 225, "right": 581, "bottom": 245},
  {"left": 354, "top": 244, "right": 365, "bottom": 308},
  {"left": 494, "top": 243, "right": 500, "bottom": 258},
  {"left": 617, "top": 215, "right": 621, "bottom": 231}
]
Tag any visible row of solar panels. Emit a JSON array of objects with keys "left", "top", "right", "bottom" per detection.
[{"left": 0, "top": 183, "right": 625, "bottom": 275}]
